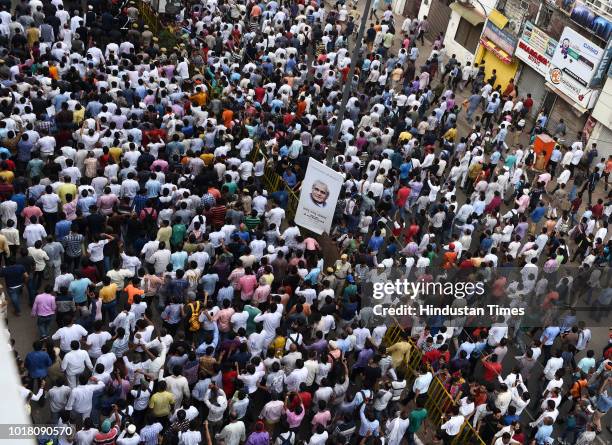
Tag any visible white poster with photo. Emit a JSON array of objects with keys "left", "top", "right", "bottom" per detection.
[{"left": 295, "top": 158, "right": 344, "bottom": 235}]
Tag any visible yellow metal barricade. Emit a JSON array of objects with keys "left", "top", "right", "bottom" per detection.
[{"left": 382, "top": 320, "right": 486, "bottom": 445}]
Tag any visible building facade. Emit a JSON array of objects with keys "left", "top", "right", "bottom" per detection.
[{"left": 426, "top": 0, "right": 612, "bottom": 144}]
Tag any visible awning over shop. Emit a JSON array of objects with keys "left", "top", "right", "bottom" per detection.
[
  {"left": 544, "top": 82, "right": 589, "bottom": 114},
  {"left": 450, "top": 2, "right": 486, "bottom": 26},
  {"left": 480, "top": 37, "right": 513, "bottom": 63},
  {"left": 488, "top": 9, "right": 508, "bottom": 29}
]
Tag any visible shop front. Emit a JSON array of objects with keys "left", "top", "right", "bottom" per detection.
[
  {"left": 514, "top": 21, "right": 557, "bottom": 118},
  {"left": 475, "top": 11, "right": 519, "bottom": 91},
  {"left": 540, "top": 26, "right": 605, "bottom": 138}
]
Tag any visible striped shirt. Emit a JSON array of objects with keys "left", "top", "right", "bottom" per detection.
[
  {"left": 139, "top": 423, "right": 163, "bottom": 445},
  {"left": 62, "top": 233, "right": 84, "bottom": 257}
]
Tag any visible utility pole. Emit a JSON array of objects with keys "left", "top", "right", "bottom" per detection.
[{"left": 326, "top": 0, "right": 373, "bottom": 166}]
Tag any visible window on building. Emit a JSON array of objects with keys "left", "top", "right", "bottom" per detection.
[
  {"left": 537, "top": 6, "right": 553, "bottom": 28},
  {"left": 454, "top": 18, "right": 483, "bottom": 54}
]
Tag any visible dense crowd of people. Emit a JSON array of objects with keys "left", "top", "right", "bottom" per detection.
[{"left": 0, "top": 0, "right": 611, "bottom": 444}]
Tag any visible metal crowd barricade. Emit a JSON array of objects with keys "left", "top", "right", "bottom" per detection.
[
  {"left": 250, "top": 142, "right": 299, "bottom": 220},
  {"left": 383, "top": 320, "right": 486, "bottom": 445},
  {"left": 137, "top": 1, "right": 161, "bottom": 34}
]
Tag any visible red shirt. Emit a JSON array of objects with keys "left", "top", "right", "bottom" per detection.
[
  {"left": 404, "top": 224, "right": 420, "bottom": 242},
  {"left": 482, "top": 360, "right": 501, "bottom": 382},
  {"left": 222, "top": 369, "right": 238, "bottom": 397},
  {"left": 297, "top": 391, "right": 312, "bottom": 411},
  {"left": 423, "top": 349, "right": 441, "bottom": 365},
  {"left": 93, "top": 425, "right": 119, "bottom": 445},
  {"left": 592, "top": 203, "right": 604, "bottom": 219},
  {"left": 80, "top": 265, "right": 99, "bottom": 283},
  {"left": 396, "top": 186, "right": 411, "bottom": 208},
  {"left": 459, "top": 259, "right": 474, "bottom": 269}
]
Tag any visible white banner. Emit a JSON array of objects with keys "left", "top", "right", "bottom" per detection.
[{"left": 294, "top": 158, "right": 344, "bottom": 235}]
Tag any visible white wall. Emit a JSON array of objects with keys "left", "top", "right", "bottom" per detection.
[
  {"left": 443, "top": 11, "right": 477, "bottom": 65},
  {"left": 416, "top": 0, "right": 432, "bottom": 21},
  {"left": 589, "top": 77, "right": 612, "bottom": 158},
  {"left": 393, "top": 0, "right": 406, "bottom": 15},
  {"left": 0, "top": 320, "right": 32, "bottom": 444},
  {"left": 442, "top": 0, "right": 498, "bottom": 65},
  {"left": 591, "top": 77, "right": 612, "bottom": 129}
]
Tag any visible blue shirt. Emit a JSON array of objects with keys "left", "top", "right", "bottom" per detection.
[
  {"left": 530, "top": 207, "right": 546, "bottom": 223},
  {"left": 11, "top": 193, "right": 26, "bottom": 214},
  {"left": 55, "top": 219, "right": 72, "bottom": 241},
  {"left": 282, "top": 171, "right": 297, "bottom": 188},
  {"left": 170, "top": 251, "right": 188, "bottom": 271},
  {"left": 485, "top": 100, "right": 499, "bottom": 114},
  {"left": 534, "top": 424, "right": 553, "bottom": 445},
  {"left": 69, "top": 278, "right": 92, "bottom": 304},
  {"left": 400, "top": 162, "right": 413, "bottom": 179},
  {"left": 200, "top": 273, "right": 219, "bottom": 296},
  {"left": 368, "top": 235, "right": 384, "bottom": 252},
  {"left": 24, "top": 350, "right": 52, "bottom": 378},
  {"left": 540, "top": 326, "right": 560, "bottom": 346}
]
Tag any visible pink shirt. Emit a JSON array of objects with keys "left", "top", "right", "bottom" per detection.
[
  {"left": 150, "top": 159, "right": 169, "bottom": 173},
  {"left": 97, "top": 194, "right": 118, "bottom": 215},
  {"left": 63, "top": 200, "right": 77, "bottom": 220},
  {"left": 304, "top": 237, "right": 320, "bottom": 251},
  {"left": 286, "top": 406, "right": 305, "bottom": 428},
  {"left": 31, "top": 293, "right": 56, "bottom": 317},
  {"left": 214, "top": 308, "right": 235, "bottom": 332},
  {"left": 238, "top": 274, "right": 257, "bottom": 300},
  {"left": 516, "top": 194, "right": 530, "bottom": 213},
  {"left": 311, "top": 410, "right": 331, "bottom": 429},
  {"left": 22, "top": 206, "right": 43, "bottom": 225},
  {"left": 253, "top": 284, "right": 271, "bottom": 303}
]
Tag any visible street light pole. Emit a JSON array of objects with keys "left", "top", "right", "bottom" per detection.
[{"left": 326, "top": 0, "right": 373, "bottom": 167}]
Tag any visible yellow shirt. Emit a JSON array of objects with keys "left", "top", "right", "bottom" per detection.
[
  {"left": 0, "top": 170, "right": 14, "bottom": 184},
  {"left": 200, "top": 152, "right": 214, "bottom": 166},
  {"left": 387, "top": 341, "right": 412, "bottom": 369},
  {"left": 109, "top": 146, "right": 123, "bottom": 163},
  {"left": 261, "top": 273, "right": 274, "bottom": 286},
  {"left": 398, "top": 131, "right": 412, "bottom": 142},
  {"left": 99, "top": 283, "right": 118, "bottom": 303},
  {"left": 271, "top": 336, "right": 286, "bottom": 356},
  {"left": 58, "top": 183, "right": 77, "bottom": 204},
  {"left": 148, "top": 391, "right": 176, "bottom": 417},
  {"left": 443, "top": 128, "right": 457, "bottom": 142},
  {"left": 73, "top": 108, "right": 85, "bottom": 124},
  {"left": 156, "top": 226, "right": 172, "bottom": 244}
]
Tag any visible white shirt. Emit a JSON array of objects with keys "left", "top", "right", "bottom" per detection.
[
  {"left": 86, "top": 331, "right": 112, "bottom": 358},
  {"left": 65, "top": 381, "right": 105, "bottom": 414},
  {"left": 75, "top": 428, "right": 99, "bottom": 445},
  {"left": 413, "top": 372, "right": 433, "bottom": 394},
  {"left": 52, "top": 324, "right": 88, "bottom": 352},
  {"left": 441, "top": 415, "right": 465, "bottom": 436},
  {"left": 62, "top": 349, "right": 93, "bottom": 376},
  {"left": 23, "top": 223, "right": 47, "bottom": 246}
]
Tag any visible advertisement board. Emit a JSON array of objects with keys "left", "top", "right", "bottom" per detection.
[
  {"left": 551, "top": 26, "right": 604, "bottom": 87},
  {"left": 515, "top": 21, "right": 558, "bottom": 77},
  {"left": 482, "top": 20, "right": 518, "bottom": 56}
]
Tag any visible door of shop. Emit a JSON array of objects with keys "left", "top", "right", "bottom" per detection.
[
  {"left": 426, "top": 0, "right": 452, "bottom": 41},
  {"left": 517, "top": 65, "right": 547, "bottom": 119}
]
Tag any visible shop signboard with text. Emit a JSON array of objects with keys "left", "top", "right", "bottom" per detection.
[
  {"left": 515, "top": 21, "right": 558, "bottom": 77},
  {"left": 546, "top": 26, "right": 604, "bottom": 109}
]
